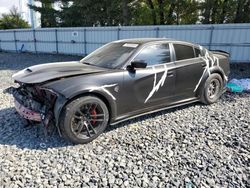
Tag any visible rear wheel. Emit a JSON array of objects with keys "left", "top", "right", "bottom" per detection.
[
  {"left": 60, "top": 96, "right": 109, "bottom": 144},
  {"left": 201, "top": 73, "right": 223, "bottom": 104}
]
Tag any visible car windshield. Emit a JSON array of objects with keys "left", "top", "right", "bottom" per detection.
[{"left": 80, "top": 42, "right": 139, "bottom": 69}]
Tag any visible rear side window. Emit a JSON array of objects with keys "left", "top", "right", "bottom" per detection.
[
  {"left": 134, "top": 44, "right": 171, "bottom": 66},
  {"left": 173, "top": 44, "right": 195, "bottom": 61}
]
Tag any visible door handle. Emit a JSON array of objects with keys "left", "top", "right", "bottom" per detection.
[
  {"left": 167, "top": 71, "right": 174, "bottom": 77},
  {"left": 201, "top": 63, "right": 207, "bottom": 67}
]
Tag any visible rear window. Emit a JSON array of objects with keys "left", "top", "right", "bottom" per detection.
[{"left": 174, "top": 44, "right": 195, "bottom": 61}]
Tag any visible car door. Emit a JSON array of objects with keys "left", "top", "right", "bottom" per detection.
[
  {"left": 121, "top": 43, "right": 176, "bottom": 115},
  {"left": 173, "top": 43, "right": 205, "bottom": 99}
]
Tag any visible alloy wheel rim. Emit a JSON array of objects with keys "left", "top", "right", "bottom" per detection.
[
  {"left": 71, "top": 102, "right": 106, "bottom": 139},
  {"left": 208, "top": 79, "right": 220, "bottom": 99}
]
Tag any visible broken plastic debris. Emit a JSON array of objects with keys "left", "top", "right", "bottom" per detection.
[
  {"left": 226, "top": 82, "right": 243, "bottom": 93},
  {"left": 227, "top": 78, "right": 250, "bottom": 93},
  {"left": 39, "top": 143, "right": 47, "bottom": 148},
  {"left": 229, "top": 78, "right": 250, "bottom": 92}
]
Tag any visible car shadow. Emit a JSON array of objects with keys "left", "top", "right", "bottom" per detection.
[
  {"left": 105, "top": 92, "right": 250, "bottom": 132},
  {"left": 0, "top": 92, "right": 248, "bottom": 150},
  {"left": 0, "top": 107, "right": 73, "bottom": 150}
]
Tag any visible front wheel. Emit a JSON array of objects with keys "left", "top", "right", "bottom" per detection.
[
  {"left": 201, "top": 73, "right": 223, "bottom": 104},
  {"left": 60, "top": 96, "right": 109, "bottom": 144}
]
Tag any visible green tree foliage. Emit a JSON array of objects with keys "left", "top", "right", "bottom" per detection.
[
  {"left": 29, "top": 0, "right": 59, "bottom": 27},
  {"left": 29, "top": 0, "right": 250, "bottom": 27},
  {"left": 200, "top": 0, "right": 250, "bottom": 24},
  {"left": 234, "top": 0, "right": 250, "bottom": 23},
  {"left": 0, "top": 7, "right": 30, "bottom": 29},
  {"left": 165, "top": 0, "right": 199, "bottom": 24},
  {"left": 59, "top": 0, "right": 123, "bottom": 26},
  {"left": 132, "top": 0, "right": 199, "bottom": 25}
]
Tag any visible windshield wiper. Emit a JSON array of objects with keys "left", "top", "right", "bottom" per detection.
[
  {"left": 82, "top": 61, "right": 111, "bottom": 69},
  {"left": 82, "top": 62, "right": 95, "bottom": 66}
]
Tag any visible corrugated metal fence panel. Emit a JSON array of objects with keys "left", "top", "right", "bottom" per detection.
[
  {"left": 158, "top": 25, "right": 212, "bottom": 45},
  {"left": 35, "top": 29, "right": 55, "bottom": 41},
  {"left": 57, "top": 28, "right": 85, "bottom": 54},
  {"left": 35, "top": 29, "right": 56, "bottom": 53},
  {"left": 230, "top": 46, "right": 250, "bottom": 62},
  {"left": 212, "top": 24, "right": 250, "bottom": 44},
  {"left": 120, "top": 26, "right": 157, "bottom": 39},
  {"left": 36, "top": 41, "right": 57, "bottom": 53},
  {"left": 1, "top": 41, "right": 15, "bottom": 51},
  {"left": 210, "top": 24, "right": 250, "bottom": 62},
  {"left": 0, "top": 31, "right": 15, "bottom": 40},
  {"left": 86, "top": 28, "right": 117, "bottom": 43},
  {"left": 58, "top": 43, "right": 85, "bottom": 55},
  {"left": 16, "top": 30, "right": 35, "bottom": 52},
  {"left": 0, "top": 31, "right": 15, "bottom": 51},
  {"left": 0, "top": 24, "right": 249, "bottom": 62},
  {"left": 57, "top": 28, "right": 85, "bottom": 42},
  {"left": 85, "top": 27, "right": 118, "bottom": 54}
]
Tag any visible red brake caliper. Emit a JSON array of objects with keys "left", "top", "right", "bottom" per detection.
[{"left": 90, "top": 106, "right": 97, "bottom": 125}]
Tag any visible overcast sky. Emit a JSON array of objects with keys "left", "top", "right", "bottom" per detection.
[{"left": 0, "top": 0, "right": 30, "bottom": 22}]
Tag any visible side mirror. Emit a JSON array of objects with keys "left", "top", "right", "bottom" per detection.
[{"left": 127, "top": 60, "right": 147, "bottom": 71}]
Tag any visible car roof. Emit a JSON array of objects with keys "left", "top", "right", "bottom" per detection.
[
  {"left": 114, "top": 38, "right": 198, "bottom": 47},
  {"left": 115, "top": 38, "right": 172, "bottom": 44}
]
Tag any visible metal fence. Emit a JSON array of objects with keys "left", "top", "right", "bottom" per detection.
[{"left": 0, "top": 23, "right": 249, "bottom": 63}]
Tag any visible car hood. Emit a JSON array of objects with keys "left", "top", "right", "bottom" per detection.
[{"left": 12, "top": 61, "right": 107, "bottom": 84}]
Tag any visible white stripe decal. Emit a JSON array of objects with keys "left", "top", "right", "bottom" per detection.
[
  {"left": 89, "top": 84, "right": 117, "bottom": 100},
  {"left": 145, "top": 64, "right": 168, "bottom": 103},
  {"left": 194, "top": 47, "right": 221, "bottom": 92}
]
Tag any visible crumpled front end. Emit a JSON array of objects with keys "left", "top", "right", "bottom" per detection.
[
  {"left": 14, "top": 96, "right": 42, "bottom": 122},
  {"left": 4, "top": 83, "right": 57, "bottom": 126}
]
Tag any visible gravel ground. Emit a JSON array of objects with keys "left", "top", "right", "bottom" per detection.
[{"left": 0, "top": 52, "right": 249, "bottom": 187}]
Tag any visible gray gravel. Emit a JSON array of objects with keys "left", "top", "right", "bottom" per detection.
[{"left": 0, "top": 52, "right": 249, "bottom": 187}]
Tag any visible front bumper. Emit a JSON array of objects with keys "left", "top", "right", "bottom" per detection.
[
  {"left": 14, "top": 99, "right": 41, "bottom": 122},
  {"left": 4, "top": 86, "right": 43, "bottom": 122}
]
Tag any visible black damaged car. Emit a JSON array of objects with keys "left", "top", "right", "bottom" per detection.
[{"left": 5, "top": 38, "right": 230, "bottom": 144}]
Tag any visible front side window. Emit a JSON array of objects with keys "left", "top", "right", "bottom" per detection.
[
  {"left": 174, "top": 44, "right": 195, "bottom": 61},
  {"left": 133, "top": 44, "right": 171, "bottom": 66}
]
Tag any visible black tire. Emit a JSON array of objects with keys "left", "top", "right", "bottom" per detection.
[
  {"left": 60, "top": 95, "right": 109, "bottom": 144},
  {"left": 201, "top": 73, "right": 223, "bottom": 104}
]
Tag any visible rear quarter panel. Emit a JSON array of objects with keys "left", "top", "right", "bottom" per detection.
[{"left": 212, "top": 52, "right": 230, "bottom": 78}]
